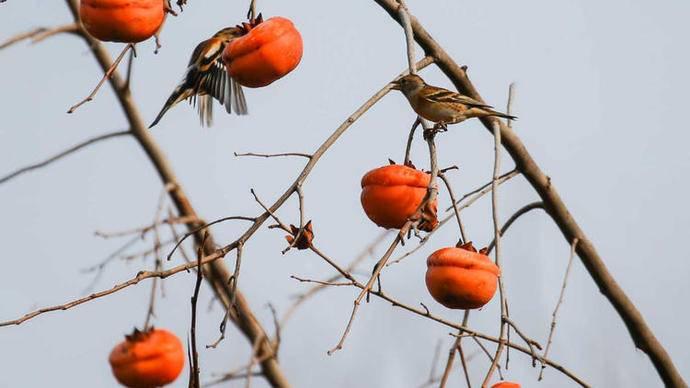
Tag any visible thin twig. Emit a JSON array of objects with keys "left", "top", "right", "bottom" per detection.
[
  {"left": 486, "top": 202, "right": 545, "bottom": 253},
  {"left": 234, "top": 151, "right": 312, "bottom": 159},
  {"left": 67, "top": 43, "right": 135, "bottom": 113},
  {"left": 404, "top": 117, "right": 421, "bottom": 165},
  {"left": 280, "top": 231, "right": 389, "bottom": 326},
  {"left": 439, "top": 311, "right": 471, "bottom": 388},
  {"left": 205, "top": 372, "right": 262, "bottom": 386},
  {"left": 503, "top": 317, "right": 543, "bottom": 366},
  {"left": 290, "top": 276, "right": 354, "bottom": 287},
  {"left": 397, "top": 0, "right": 417, "bottom": 74},
  {"left": 245, "top": 334, "right": 265, "bottom": 388},
  {"left": 167, "top": 216, "right": 255, "bottom": 261},
  {"left": 0, "top": 24, "right": 76, "bottom": 50},
  {"left": 143, "top": 184, "right": 175, "bottom": 329},
  {"left": 29, "top": 23, "right": 79, "bottom": 44},
  {"left": 283, "top": 185, "right": 306, "bottom": 254},
  {"left": 95, "top": 216, "right": 197, "bottom": 239},
  {"left": 247, "top": 0, "right": 257, "bottom": 20},
  {"left": 388, "top": 169, "right": 519, "bottom": 266},
  {"left": 539, "top": 238, "right": 579, "bottom": 380},
  {"left": 189, "top": 234, "right": 206, "bottom": 388},
  {"left": 0, "top": 247, "right": 230, "bottom": 327},
  {"left": 80, "top": 234, "right": 141, "bottom": 293},
  {"left": 438, "top": 172, "right": 468, "bottom": 244},
  {"left": 207, "top": 242, "right": 244, "bottom": 349},
  {"left": 0, "top": 28, "right": 47, "bottom": 49},
  {"left": 267, "top": 303, "right": 281, "bottom": 354},
  {"left": 0, "top": 131, "right": 130, "bottom": 185},
  {"left": 470, "top": 336, "right": 503, "bottom": 380},
  {"left": 426, "top": 340, "right": 443, "bottom": 386},
  {"left": 457, "top": 337, "right": 472, "bottom": 388},
  {"left": 482, "top": 119, "right": 507, "bottom": 387},
  {"left": 122, "top": 47, "right": 135, "bottom": 93},
  {"left": 166, "top": 208, "right": 193, "bottom": 264}
]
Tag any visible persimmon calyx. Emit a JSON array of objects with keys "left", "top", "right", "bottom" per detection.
[
  {"left": 418, "top": 201, "right": 438, "bottom": 232},
  {"left": 455, "top": 241, "right": 489, "bottom": 255},
  {"left": 285, "top": 220, "right": 314, "bottom": 250},
  {"left": 125, "top": 327, "right": 154, "bottom": 342},
  {"left": 387, "top": 158, "right": 418, "bottom": 170},
  {"left": 236, "top": 13, "right": 265, "bottom": 34}
]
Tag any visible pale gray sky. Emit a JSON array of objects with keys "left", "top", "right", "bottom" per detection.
[{"left": 1, "top": 1, "right": 688, "bottom": 387}]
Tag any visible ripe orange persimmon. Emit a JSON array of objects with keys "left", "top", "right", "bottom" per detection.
[
  {"left": 109, "top": 328, "right": 184, "bottom": 388},
  {"left": 360, "top": 163, "right": 438, "bottom": 232},
  {"left": 80, "top": 0, "right": 165, "bottom": 43},
  {"left": 223, "top": 16, "right": 303, "bottom": 88},
  {"left": 426, "top": 243, "right": 500, "bottom": 309},
  {"left": 491, "top": 382, "right": 521, "bottom": 388}
]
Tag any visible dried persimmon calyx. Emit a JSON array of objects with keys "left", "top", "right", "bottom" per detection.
[{"left": 284, "top": 220, "right": 314, "bottom": 250}]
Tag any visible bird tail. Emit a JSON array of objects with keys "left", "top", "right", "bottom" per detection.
[
  {"left": 149, "top": 69, "right": 199, "bottom": 129},
  {"left": 149, "top": 86, "right": 191, "bottom": 128},
  {"left": 488, "top": 110, "right": 517, "bottom": 121}
]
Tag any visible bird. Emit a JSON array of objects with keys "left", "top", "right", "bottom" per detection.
[
  {"left": 391, "top": 74, "right": 516, "bottom": 128},
  {"left": 149, "top": 27, "right": 249, "bottom": 128}
]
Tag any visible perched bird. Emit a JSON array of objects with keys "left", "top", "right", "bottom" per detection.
[
  {"left": 150, "top": 27, "right": 249, "bottom": 128},
  {"left": 391, "top": 74, "right": 515, "bottom": 127}
]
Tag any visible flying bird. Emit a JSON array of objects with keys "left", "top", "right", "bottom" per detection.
[
  {"left": 391, "top": 74, "right": 515, "bottom": 128},
  {"left": 149, "top": 27, "right": 249, "bottom": 128}
]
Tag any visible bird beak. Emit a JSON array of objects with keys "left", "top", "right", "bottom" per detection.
[{"left": 390, "top": 79, "right": 401, "bottom": 90}]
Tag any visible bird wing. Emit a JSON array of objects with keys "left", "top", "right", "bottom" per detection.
[
  {"left": 422, "top": 86, "right": 493, "bottom": 109},
  {"left": 192, "top": 38, "right": 248, "bottom": 118},
  {"left": 149, "top": 35, "right": 248, "bottom": 128}
]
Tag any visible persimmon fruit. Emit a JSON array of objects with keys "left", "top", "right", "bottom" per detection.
[
  {"left": 80, "top": 0, "right": 165, "bottom": 43},
  {"left": 223, "top": 16, "right": 303, "bottom": 88},
  {"left": 491, "top": 382, "right": 521, "bottom": 388},
  {"left": 360, "top": 163, "right": 438, "bottom": 232},
  {"left": 109, "top": 328, "right": 184, "bottom": 388},
  {"left": 426, "top": 243, "right": 500, "bottom": 309}
]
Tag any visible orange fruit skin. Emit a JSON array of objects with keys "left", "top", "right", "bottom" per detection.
[
  {"left": 109, "top": 329, "right": 184, "bottom": 388},
  {"left": 426, "top": 247, "right": 500, "bottom": 309},
  {"left": 491, "top": 382, "right": 521, "bottom": 388},
  {"left": 223, "top": 17, "right": 303, "bottom": 88},
  {"left": 80, "top": 0, "right": 165, "bottom": 43},
  {"left": 360, "top": 164, "right": 437, "bottom": 230}
]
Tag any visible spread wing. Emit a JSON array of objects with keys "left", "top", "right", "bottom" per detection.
[
  {"left": 189, "top": 38, "right": 248, "bottom": 126},
  {"left": 422, "top": 86, "right": 493, "bottom": 109},
  {"left": 149, "top": 36, "right": 248, "bottom": 128}
]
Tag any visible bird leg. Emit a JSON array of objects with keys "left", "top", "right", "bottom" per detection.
[
  {"left": 433, "top": 122, "right": 448, "bottom": 132},
  {"left": 423, "top": 123, "right": 447, "bottom": 140}
]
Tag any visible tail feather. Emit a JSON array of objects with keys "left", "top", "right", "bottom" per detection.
[
  {"left": 488, "top": 110, "right": 517, "bottom": 121},
  {"left": 149, "top": 68, "right": 201, "bottom": 129},
  {"left": 232, "top": 79, "right": 248, "bottom": 115},
  {"left": 149, "top": 102, "right": 172, "bottom": 129}
]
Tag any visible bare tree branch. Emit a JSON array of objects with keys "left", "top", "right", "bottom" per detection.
[
  {"left": 0, "top": 130, "right": 130, "bottom": 185},
  {"left": 1, "top": 24, "right": 79, "bottom": 50}
]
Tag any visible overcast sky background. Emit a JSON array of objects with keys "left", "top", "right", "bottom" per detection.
[{"left": 1, "top": 1, "right": 689, "bottom": 387}]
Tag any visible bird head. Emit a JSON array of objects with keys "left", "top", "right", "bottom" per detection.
[{"left": 391, "top": 74, "right": 426, "bottom": 96}]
